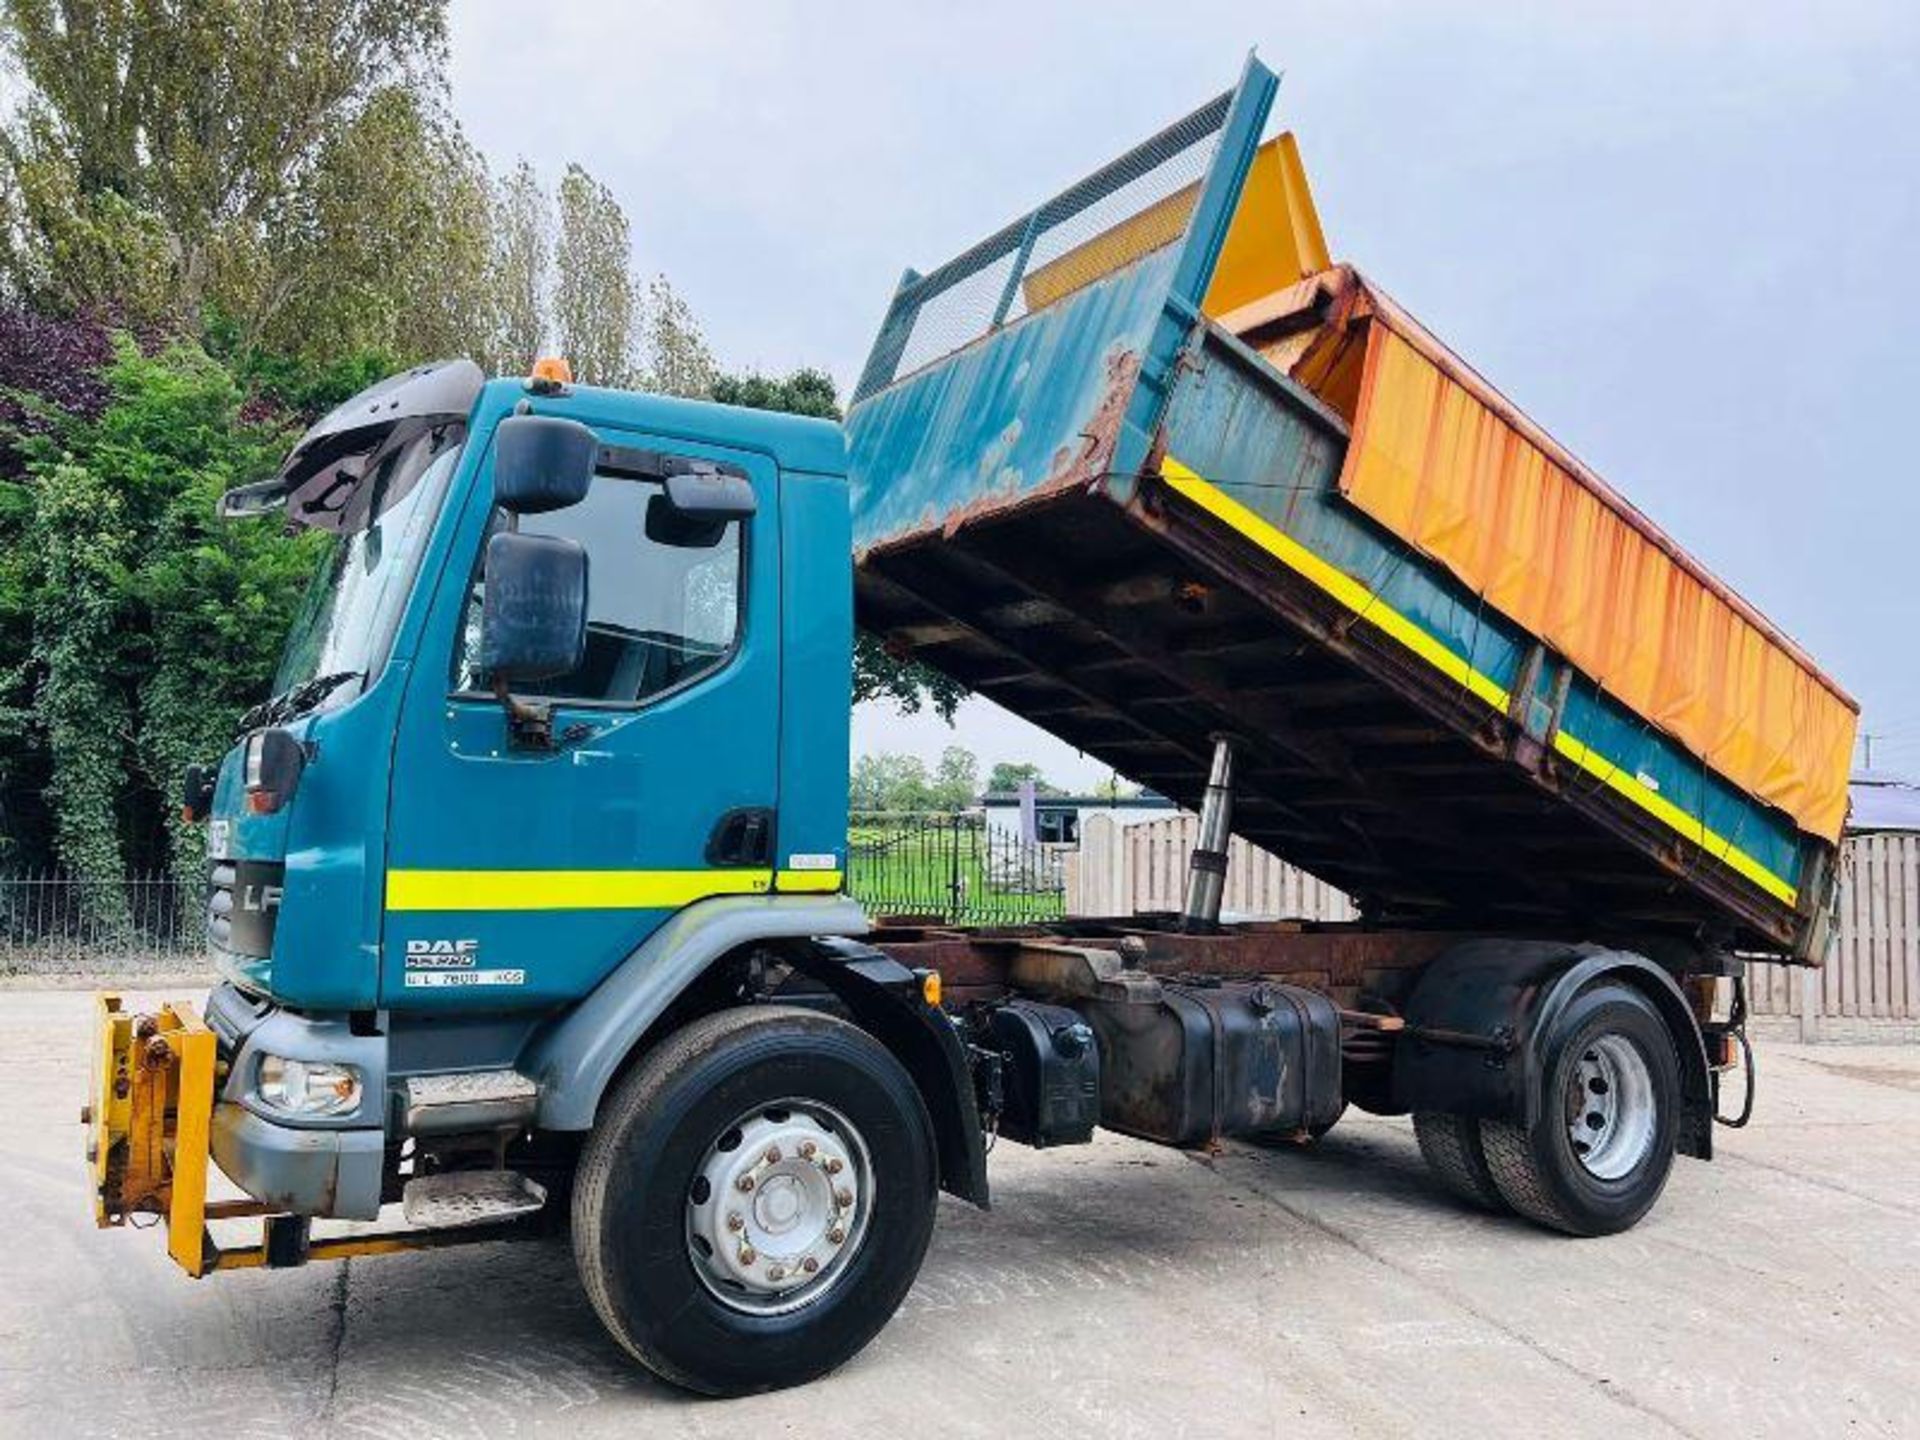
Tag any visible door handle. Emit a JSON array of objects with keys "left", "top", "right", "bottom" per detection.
[{"left": 707, "top": 808, "right": 775, "bottom": 866}]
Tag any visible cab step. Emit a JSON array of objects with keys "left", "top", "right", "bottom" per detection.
[
  {"left": 401, "top": 1170, "right": 548, "bottom": 1229},
  {"left": 403, "top": 1070, "right": 538, "bottom": 1135}
]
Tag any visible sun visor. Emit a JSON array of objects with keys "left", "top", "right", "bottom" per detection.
[{"left": 220, "top": 358, "right": 483, "bottom": 529}]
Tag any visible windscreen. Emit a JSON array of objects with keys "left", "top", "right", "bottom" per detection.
[{"left": 270, "top": 428, "right": 464, "bottom": 707}]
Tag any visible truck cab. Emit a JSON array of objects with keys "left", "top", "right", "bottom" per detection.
[{"left": 194, "top": 359, "right": 885, "bottom": 1214}]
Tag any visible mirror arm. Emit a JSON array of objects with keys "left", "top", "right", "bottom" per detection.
[{"left": 492, "top": 674, "right": 555, "bottom": 751}]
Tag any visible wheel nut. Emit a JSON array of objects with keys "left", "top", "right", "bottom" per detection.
[
  {"left": 801, "top": 1257, "right": 819, "bottom": 1274},
  {"left": 834, "top": 1186, "right": 853, "bottom": 1209},
  {"left": 736, "top": 1174, "right": 755, "bottom": 1192},
  {"left": 764, "top": 1145, "right": 782, "bottom": 1164},
  {"left": 767, "top": 1264, "right": 786, "bottom": 1283},
  {"left": 798, "top": 1141, "right": 816, "bottom": 1159},
  {"left": 738, "top": 1244, "right": 757, "bottom": 1266},
  {"left": 725, "top": 1212, "right": 744, "bottom": 1233},
  {"left": 827, "top": 1226, "right": 845, "bottom": 1245},
  {"left": 824, "top": 1157, "right": 843, "bottom": 1175}
]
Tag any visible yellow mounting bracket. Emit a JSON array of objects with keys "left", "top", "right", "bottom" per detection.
[{"left": 85, "top": 993, "right": 230, "bottom": 1277}]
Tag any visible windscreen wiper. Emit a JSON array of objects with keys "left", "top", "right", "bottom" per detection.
[{"left": 235, "top": 670, "right": 363, "bottom": 736}]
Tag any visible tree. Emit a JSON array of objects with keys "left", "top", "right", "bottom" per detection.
[
  {"left": 929, "top": 745, "right": 979, "bottom": 810},
  {"left": 254, "top": 85, "right": 495, "bottom": 365},
  {"left": 987, "top": 761, "right": 1060, "bottom": 797},
  {"left": 0, "top": 0, "right": 454, "bottom": 339},
  {"left": 0, "top": 328, "right": 325, "bottom": 887},
  {"left": 637, "top": 274, "right": 715, "bottom": 399},
  {"left": 850, "top": 752, "right": 932, "bottom": 813},
  {"left": 553, "top": 163, "right": 636, "bottom": 387},
  {"left": 30, "top": 459, "right": 133, "bottom": 923},
  {"left": 711, "top": 368, "right": 838, "bottom": 417},
  {"left": 489, "top": 160, "right": 549, "bottom": 373}
]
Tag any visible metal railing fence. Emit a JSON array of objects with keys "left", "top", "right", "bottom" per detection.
[
  {"left": 21, "top": 823, "right": 1917, "bottom": 1036},
  {"left": 846, "top": 810, "right": 1067, "bottom": 926},
  {"left": 0, "top": 867, "right": 206, "bottom": 972}
]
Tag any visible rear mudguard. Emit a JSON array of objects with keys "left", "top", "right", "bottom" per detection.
[
  {"left": 1389, "top": 941, "right": 1713, "bottom": 1160},
  {"left": 788, "top": 937, "right": 990, "bottom": 1209}
]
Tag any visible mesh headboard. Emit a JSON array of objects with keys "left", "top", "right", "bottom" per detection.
[{"left": 853, "top": 59, "right": 1279, "bottom": 404}]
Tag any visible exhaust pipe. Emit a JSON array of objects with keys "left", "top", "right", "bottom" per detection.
[{"left": 1182, "top": 735, "right": 1236, "bottom": 932}]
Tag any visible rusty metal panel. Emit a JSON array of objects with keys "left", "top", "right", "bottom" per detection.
[
  {"left": 849, "top": 58, "right": 1280, "bottom": 553},
  {"left": 849, "top": 249, "right": 1174, "bottom": 556}
]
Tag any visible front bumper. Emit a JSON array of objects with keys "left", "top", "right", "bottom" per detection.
[
  {"left": 203, "top": 981, "right": 388, "bottom": 1221},
  {"left": 211, "top": 1104, "right": 385, "bottom": 1222}
]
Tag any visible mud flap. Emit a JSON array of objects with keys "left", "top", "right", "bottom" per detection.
[{"left": 788, "top": 939, "right": 991, "bottom": 1209}]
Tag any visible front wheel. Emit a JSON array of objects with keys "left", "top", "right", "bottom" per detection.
[
  {"left": 572, "top": 1006, "right": 938, "bottom": 1395},
  {"left": 1479, "top": 982, "right": 1681, "bottom": 1236}
]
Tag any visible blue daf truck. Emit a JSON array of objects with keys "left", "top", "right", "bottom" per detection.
[{"left": 85, "top": 60, "right": 1855, "bottom": 1395}]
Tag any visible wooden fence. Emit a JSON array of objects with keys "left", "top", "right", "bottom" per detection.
[
  {"left": 1068, "top": 816, "right": 1920, "bottom": 1038},
  {"left": 1066, "top": 814, "right": 1354, "bottom": 923},
  {"left": 1748, "top": 832, "right": 1920, "bottom": 1038}
]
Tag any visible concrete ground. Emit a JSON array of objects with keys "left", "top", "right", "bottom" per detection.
[{"left": 3, "top": 989, "right": 1917, "bottom": 1440}]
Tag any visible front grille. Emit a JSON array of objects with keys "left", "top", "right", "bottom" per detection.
[
  {"left": 207, "top": 860, "right": 236, "bottom": 952},
  {"left": 208, "top": 857, "right": 283, "bottom": 958}
]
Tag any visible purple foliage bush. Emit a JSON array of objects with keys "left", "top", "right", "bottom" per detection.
[{"left": 0, "top": 308, "right": 115, "bottom": 472}]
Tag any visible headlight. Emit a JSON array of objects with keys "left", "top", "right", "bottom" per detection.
[{"left": 257, "top": 1054, "right": 362, "bottom": 1117}]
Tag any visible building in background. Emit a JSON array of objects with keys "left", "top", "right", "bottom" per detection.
[
  {"left": 1848, "top": 772, "right": 1920, "bottom": 834},
  {"left": 980, "top": 790, "right": 1175, "bottom": 849}
]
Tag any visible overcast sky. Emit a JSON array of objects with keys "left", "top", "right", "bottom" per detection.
[{"left": 451, "top": 1, "right": 1920, "bottom": 790}]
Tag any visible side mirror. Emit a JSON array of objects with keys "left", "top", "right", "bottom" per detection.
[
  {"left": 493, "top": 415, "right": 596, "bottom": 514},
  {"left": 481, "top": 532, "right": 589, "bottom": 685},
  {"left": 242, "top": 729, "right": 307, "bottom": 815},
  {"left": 664, "top": 468, "right": 757, "bottom": 521},
  {"left": 645, "top": 468, "right": 757, "bottom": 548}
]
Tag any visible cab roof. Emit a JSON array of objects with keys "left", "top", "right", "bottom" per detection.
[{"left": 476, "top": 377, "right": 848, "bottom": 478}]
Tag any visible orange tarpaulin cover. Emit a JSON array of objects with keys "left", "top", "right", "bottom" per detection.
[{"left": 1340, "top": 322, "right": 1857, "bottom": 843}]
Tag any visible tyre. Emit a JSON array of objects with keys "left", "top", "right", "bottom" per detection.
[
  {"left": 1479, "top": 982, "right": 1681, "bottom": 1237},
  {"left": 572, "top": 1005, "right": 938, "bottom": 1395},
  {"left": 1413, "top": 1111, "right": 1508, "bottom": 1212}
]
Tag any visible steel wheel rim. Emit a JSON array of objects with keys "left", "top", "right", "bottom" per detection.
[
  {"left": 1566, "top": 1033, "right": 1657, "bottom": 1181},
  {"left": 685, "top": 1098, "right": 874, "bottom": 1317}
]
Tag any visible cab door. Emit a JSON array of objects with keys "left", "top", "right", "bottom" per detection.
[{"left": 381, "top": 421, "right": 780, "bottom": 1008}]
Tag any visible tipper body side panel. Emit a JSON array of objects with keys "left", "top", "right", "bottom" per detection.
[{"left": 847, "top": 59, "right": 1848, "bottom": 960}]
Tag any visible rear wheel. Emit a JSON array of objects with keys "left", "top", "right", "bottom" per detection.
[
  {"left": 1413, "top": 1111, "right": 1508, "bottom": 1212},
  {"left": 573, "top": 1006, "right": 938, "bottom": 1395},
  {"left": 1479, "top": 982, "right": 1680, "bottom": 1236}
]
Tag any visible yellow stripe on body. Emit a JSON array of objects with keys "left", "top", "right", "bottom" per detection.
[
  {"left": 388, "top": 868, "right": 774, "bottom": 912},
  {"left": 1160, "top": 455, "right": 1798, "bottom": 907},
  {"left": 385, "top": 867, "right": 848, "bottom": 911},
  {"left": 1162, "top": 458, "right": 1510, "bottom": 712},
  {"left": 1550, "top": 732, "right": 1796, "bottom": 905},
  {"left": 776, "top": 869, "right": 846, "bottom": 893}
]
